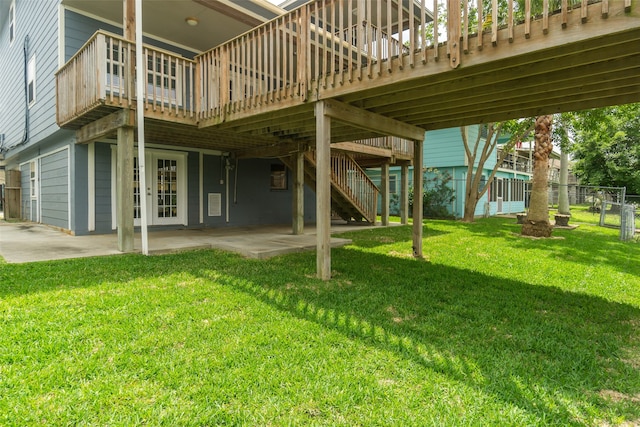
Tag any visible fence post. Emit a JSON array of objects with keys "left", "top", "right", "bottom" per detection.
[
  {"left": 620, "top": 204, "right": 636, "bottom": 241},
  {"left": 599, "top": 200, "right": 607, "bottom": 226}
]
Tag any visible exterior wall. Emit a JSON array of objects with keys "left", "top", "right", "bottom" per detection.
[
  {"left": 86, "top": 143, "right": 316, "bottom": 235},
  {"left": 367, "top": 125, "right": 530, "bottom": 219},
  {"left": 0, "top": 0, "right": 60, "bottom": 158},
  {"left": 39, "top": 148, "right": 69, "bottom": 229},
  {"left": 424, "top": 128, "right": 466, "bottom": 168}
]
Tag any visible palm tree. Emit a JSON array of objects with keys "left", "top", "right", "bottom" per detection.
[{"left": 522, "top": 115, "right": 554, "bottom": 237}]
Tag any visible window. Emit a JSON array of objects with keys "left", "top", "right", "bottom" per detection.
[
  {"left": 27, "top": 55, "right": 36, "bottom": 106},
  {"left": 9, "top": 1, "right": 15, "bottom": 44},
  {"left": 512, "top": 179, "right": 525, "bottom": 201},
  {"left": 389, "top": 175, "right": 397, "bottom": 194},
  {"left": 489, "top": 179, "right": 497, "bottom": 202},
  {"left": 270, "top": 164, "right": 287, "bottom": 190},
  {"left": 30, "top": 161, "right": 37, "bottom": 199}
]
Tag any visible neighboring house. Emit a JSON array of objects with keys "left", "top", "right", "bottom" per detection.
[{"left": 368, "top": 126, "right": 532, "bottom": 218}]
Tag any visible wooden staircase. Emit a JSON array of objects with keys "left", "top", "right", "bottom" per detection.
[{"left": 282, "top": 151, "right": 379, "bottom": 224}]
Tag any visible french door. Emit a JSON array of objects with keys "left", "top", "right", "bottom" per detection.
[{"left": 118, "top": 149, "right": 187, "bottom": 227}]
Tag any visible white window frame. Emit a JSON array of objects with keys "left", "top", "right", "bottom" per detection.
[
  {"left": 27, "top": 55, "right": 36, "bottom": 107},
  {"left": 30, "top": 161, "right": 37, "bottom": 199},
  {"left": 9, "top": 0, "right": 15, "bottom": 45}
]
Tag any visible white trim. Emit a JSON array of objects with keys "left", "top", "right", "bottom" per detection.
[
  {"left": 88, "top": 142, "right": 95, "bottom": 231},
  {"left": 67, "top": 147, "right": 72, "bottom": 230},
  {"left": 111, "top": 146, "right": 188, "bottom": 228},
  {"left": 27, "top": 55, "right": 36, "bottom": 107},
  {"left": 9, "top": 0, "right": 15, "bottom": 46},
  {"left": 110, "top": 147, "right": 116, "bottom": 230},
  {"left": 199, "top": 152, "right": 204, "bottom": 224},
  {"left": 58, "top": 3, "right": 65, "bottom": 68}
]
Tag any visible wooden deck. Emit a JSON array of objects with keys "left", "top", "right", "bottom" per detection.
[
  {"left": 57, "top": 0, "right": 640, "bottom": 154},
  {"left": 55, "top": 0, "right": 640, "bottom": 279}
]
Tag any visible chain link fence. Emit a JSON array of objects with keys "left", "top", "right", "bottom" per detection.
[{"left": 546, "top": 183, "right": 637, "bottom": 239}]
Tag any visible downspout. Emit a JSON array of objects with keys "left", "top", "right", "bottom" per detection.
[{"left": 21, "top": 35, "right": 30, "bottom": 146}]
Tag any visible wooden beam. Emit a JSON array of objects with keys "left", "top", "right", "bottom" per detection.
[
  {"left": 75, "top": 109, "right": 135, "bottom": 145},
  {"left": 292, "top": 151, "right": 304, "bottom": 235},
  {"left": 194, "top": 0, "right": 265, "bottom": 27},
  {"left": 400, "top": 164, "right": 409, "bottom": 225},
  {"left": 330, "top": 142, "right": 392, "bottom": 158},
  {"left": 315, "top": 101, "right": 332, "bottom": 281},
  {"left": 116, "top": 124, "right": 134, "bottom": 252},
  {"left": 381, "top": 163, "right": 390, "bottom": 226},
  {"left": 412, "top": 138, "right": 423, "bottom": 258},
  {"left": 321, "top": 99, "right": 425, "bottom": 142}
]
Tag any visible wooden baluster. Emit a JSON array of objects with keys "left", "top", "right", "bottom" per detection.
[
  {"left": 434, "top": 0, "right": 439, "bottom": 60},
  {"left": 562, "top": 0, "right": 568, "bottom": 29},
  {"left": 376, "top": 0, "right": 382, "bottom": 74},
  {"left": 339, "top": 0, "right": 345, "bottom": 84},
  {"left": 477, "top": 0, "right": 484, "bottom": 50},
  {"left": 367, "top": 0, "right": 373, "bottom": 78},
  {"left": 492, "top": 0, "right": 498, "bottom": 46},
  {"left": 463, "top": 0, "right": 469, "bottom": 53},
  {"left": 348, "top": 0, "right": 353, "bottom": 81},
  {"left": 275, "top": 19, "right": 281, "bottom": 100},
  {"left": 409, "top": 0, "right": 415, "bottom": 68},
  {"left": 525, "top": 0, "right": 531, "bottom": 38},
  {"left": 508, "top": 0, "right": 514, "bottom": 42},
  {"left": 397, "top": 0, "right": 403, "bottom": 69},
  {"left": 581, "top": 0, "right": 588, "bottom": 23},
  {"left": 387, "top": 0, "right": 392, "bottom": 71},
  {"left": 543, "top": 0, "right": 549, "bottom": 35},
  {"left": 422, "top": 0, "right": 428, "bottom": 63}
]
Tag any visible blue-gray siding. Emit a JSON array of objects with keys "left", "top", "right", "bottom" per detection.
[
  {"left": 39, "top": 149, "right": 69, "bottom": 229},
  {"left": 0, "top": 0, "right": 59, "bottom": 156}
]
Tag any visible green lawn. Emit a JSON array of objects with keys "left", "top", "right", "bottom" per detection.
[{"left": 1, "top": 217, "right": 638, "bottom": 426}]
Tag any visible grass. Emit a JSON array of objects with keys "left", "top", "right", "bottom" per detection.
[{"left": 1, "top": 217, "right": 639, "bottom": 426}]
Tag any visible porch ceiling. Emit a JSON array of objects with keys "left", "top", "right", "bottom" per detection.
[{"left": 62, "top": 0, "right": 284, "bottom": 53}]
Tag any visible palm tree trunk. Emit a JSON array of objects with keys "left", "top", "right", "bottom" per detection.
[{"left": 522, "top": 115, "right": 554, "bottom": 237}]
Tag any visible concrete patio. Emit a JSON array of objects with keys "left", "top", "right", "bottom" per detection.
[{"left": 0, "top": 220, "right": 379, "bottom": 264}]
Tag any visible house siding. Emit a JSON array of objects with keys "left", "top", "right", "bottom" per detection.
[
  {"left": 94, "top": 142, "right": 113, "bottom": 234},
  {"left": 424, "top": 128, "right": 465, "bottom": 168},
  {"left": 39, "top": 148, "right": 69, "bottom": 229},
  {"left": 0, "top": 0, "right": 60, "bottom": 156}
]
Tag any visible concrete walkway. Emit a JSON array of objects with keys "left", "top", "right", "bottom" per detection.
[{"left": 0, "top": 220, "right": 375, "bottom": 263}]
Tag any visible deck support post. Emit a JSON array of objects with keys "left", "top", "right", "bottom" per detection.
[
  {"left": 292, "top": 151, "right": 305, "bottom": 235},
  {"left": 315, "top": 101, "right": 332, "bottom": 280},
  {"left": 400, "top": 164, "right": 409, "bottom": 225},
  {"left": 380, "top": 162, "right": 390, "bottom": 226},
  {"left": 116, "top": 122, "right": 135, "bottom": 252},
  {"left": 412, "top": 138, "right": 423, "bottom": 258}
]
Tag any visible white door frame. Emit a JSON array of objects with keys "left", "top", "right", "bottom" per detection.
[{"left": 111, "top": 147, "right": 187, "bottom": 229}]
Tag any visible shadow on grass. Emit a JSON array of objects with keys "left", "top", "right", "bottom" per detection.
[
  {"left": 0, "top": 220, "right": 638, "bottom": 424},
  {"left": 196, "top": 248, "right": 640, "bottom": 424}
]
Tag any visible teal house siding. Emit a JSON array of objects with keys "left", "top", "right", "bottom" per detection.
[{"left": 367, "top": 125, "right": 530, "bottom": 219}]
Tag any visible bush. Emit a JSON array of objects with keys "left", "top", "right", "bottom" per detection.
[{"left": 391, "top": 169, "right": 455, "bottom": 219}]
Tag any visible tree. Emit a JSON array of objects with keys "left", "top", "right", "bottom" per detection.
[
  {"left": 569, "top": 103, "right": 640, "bottom": 195},
  {"left": 553, "top": 113, "right": 573, "bottom": 216},
  {"left": 461, "top": 119, "right": 534, "bottom": 222},
  {"left": 522, "top": 115, "right": 554, "bottom": 237}
]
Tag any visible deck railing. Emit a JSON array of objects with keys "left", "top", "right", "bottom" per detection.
[
  {"left": 351, "top": 136, "right": 414, "bottom": 158},
  {"left": 56, "top": 31, "right": 196, "bottom": 126},
  {"left": 329, "top": 151, "right": 379, "bottom": 222},
  {"left": 196, "top": 0, "right": 610, "bottom": 123},
  {"left": 58, "top": 1, "right": 620, "bottom": 128}
]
